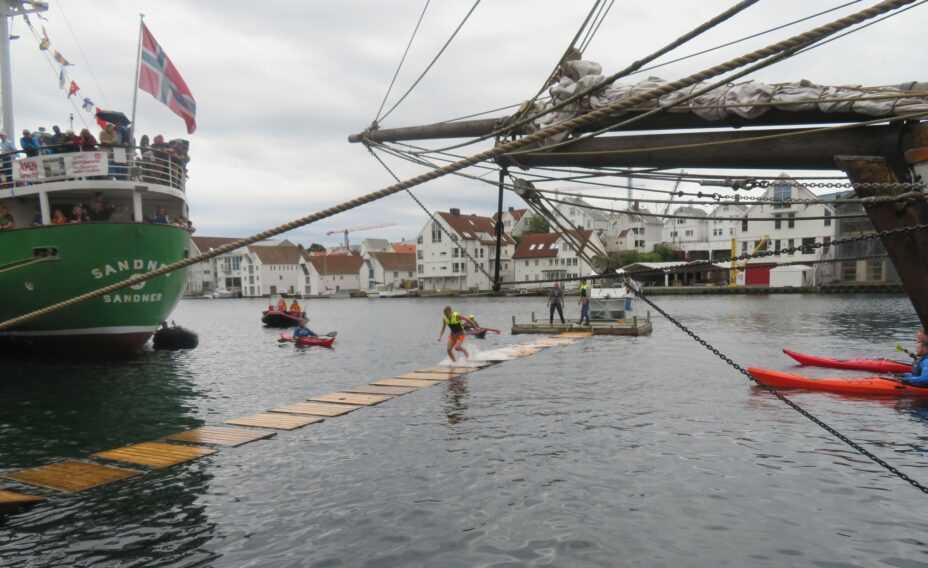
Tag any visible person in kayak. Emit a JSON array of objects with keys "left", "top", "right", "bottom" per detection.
[
  {"left": 289, "top": 299, "right": 302, "bottom": 316},
  {"left": 276, "top": 298, "right": 287, "bottom": 311},
  {"left": 438, "top": 306, "right": 474, "bottom": 362},
  {"left": 900, "top": 340, "right": 928, "bottom": 386},
  {"left": 293, "top": 321, "right": 317, "bottom": 338}
]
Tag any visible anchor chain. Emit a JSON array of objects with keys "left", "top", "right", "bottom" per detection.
[{"left": 630, "top": 288, "right": 928, "bottom": 495}]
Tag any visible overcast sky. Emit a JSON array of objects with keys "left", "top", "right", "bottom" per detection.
[{"left": 8, "top": 0, "right": 925, "bottom": 248}]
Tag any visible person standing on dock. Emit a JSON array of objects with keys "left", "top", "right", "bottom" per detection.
[
  {"left": 578, "top": 279, "right": 591, "bottom": 326},
  {"left": 548, "top": 283, "right": 565, "bottom": 325},
  {"left": 439, "top": 306, "right": 473, "bottom": 362}
]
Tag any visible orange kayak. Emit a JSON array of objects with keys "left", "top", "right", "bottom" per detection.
[
  {"left": 782, "top": 348, "right": 911, "bottom": 374},
  {"left": 748, "top": 367, "right": 928, "bottom": 397}
]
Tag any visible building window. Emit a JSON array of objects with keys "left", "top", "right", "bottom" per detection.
[
  {"left": 824, "top": 209, "right": 832, "bottom": 227},
  {"left": 452, "top": 248, "right": 459, "bottom": 258},
  {"left": 417, "top": 235, "right": 423, "bottom": 244},
  {"left": 741, "top": 242, "right": 748, "bottom": 255},
  {"left": 431, "top": 223, "right": 442, "bottom": 243},
  {"left": 823, "top": 236, "right": 831, "bottom": 252},
  {"left": 417, "top": 250, "right": 423, "bottom": 259},
  {"left": 868, "top": 258, "right": 883, "bottom": 281},
  {"left": 787, "top": 238, "right": 795, "bottom": 254},
  {"left": 774, "top": 214, "right": 782, "bottom": 230},
  {"left": 417, "top": 264, "right": 424, "bottom": 273},
  {"left": 788, "top": 213, "right": 796, "bottom": 229},
  {"left": 801, "top": 237, "right": 815, "bottom": 254},
  {"left": 774, "top": 239, "right": 781, "bottom": 253},
  {"left": 741, "top": 219, "right": 748, "bottom": 232},
  {"left": 773, "top": 183, "right": 791, "bottom": 208},
  {"left": 685, "top": 230, "right": 693, "bottom": 237}
]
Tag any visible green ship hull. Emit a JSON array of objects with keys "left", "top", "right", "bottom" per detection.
[{"left": 0, "top": 223, "right": 189, "bottom": 354}]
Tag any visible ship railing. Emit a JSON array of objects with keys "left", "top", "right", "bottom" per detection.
[{"left": 0, "top": 144, "right": 187, "bottom": 193}]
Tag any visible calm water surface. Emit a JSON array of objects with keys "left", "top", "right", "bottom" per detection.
[{"left": 2, "top": 295, "right": 928, "bottom": 567}]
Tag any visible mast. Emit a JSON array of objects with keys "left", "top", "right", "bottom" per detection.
[
  {"left": 0, "top": 1, "right": 49, "bottom": 138},
  {"left": 0, "top": 2, "right": 13, "bottom": 138},
  {"left": 129, "top": 13, "right": 144, "bottom": 145}
]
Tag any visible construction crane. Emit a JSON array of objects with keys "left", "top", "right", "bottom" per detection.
[{"left": 326, "top": 223, "right": 396, "bottom": 251}]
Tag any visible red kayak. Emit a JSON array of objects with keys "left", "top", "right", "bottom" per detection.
[
  {"left": 279, "top": 334, "right": 336, "bottom": 348},
  {"left": 748, "top": 367, "right": 928, "bottom": 397},
  {"left": 782, "top": 348, "right": 911, "bottom": 374}
]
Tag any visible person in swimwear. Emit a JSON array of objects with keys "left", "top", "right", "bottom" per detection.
[{"left": 438, "top": 306, "right": 475, "bottom": 362}]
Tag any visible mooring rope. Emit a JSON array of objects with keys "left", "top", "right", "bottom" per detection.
[{"left": 0, "top": 0, "right": 916, "bottom": 332}]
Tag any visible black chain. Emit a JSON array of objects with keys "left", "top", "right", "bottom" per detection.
[
  {"left": 633, "top": 289, "right": 928, "bottom": 495},
  {"left": 736, "top": 180, "right": 925, "bottom": 191}
]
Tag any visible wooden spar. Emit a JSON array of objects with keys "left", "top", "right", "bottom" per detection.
[
  {"left": 499, "top": 125, "right": 907, "bottom": 170},
  {"left": 347, "top": 110, "right": 890, "bottom": 144},
  {"left": 835, "top": 156, "right": 928, "bottom": 329}
]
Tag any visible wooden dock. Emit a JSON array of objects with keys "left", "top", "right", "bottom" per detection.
[
  {"left": 0, "top": 333, "right": 595, "bottom": 515},
  {"left": 511, "top": 318, "right": 652, "bottom": 336}
]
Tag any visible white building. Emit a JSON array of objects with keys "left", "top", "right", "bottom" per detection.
[
  {"left": 188, "top": 236, "right": 258, "bottom": 297},
  {"left": 363, "top": 252, "right": 416, "bottom": 290},
  {"left": 703, "top": 203, "right": 748, "bottom": 260},
  {"left": 661, "top": 206, "right": 709, "bottom": 256},
  {"left": 601, "top": 207, "right": 665, "bottom": 252},
  {"left": 307, "top": 254, "right": 364, "bottom": 295},
  {"left": 737, "top": 175, "right": 836, "bottom": 262},
  {"left": 550, "top": 196, "right": 611, "bottom": 232},
  {"left": 497, "top": 207, "right": 530, "bottom": 237},
  {"left": 359, "top": 238, "right": 390, "bottom": 258},
  {"left": 416, "top": 209, "right": 515, "bottom": 292},
  {"left": 248, "top": 245, "right": 309, "bottom": 297},
  {"left": 512, "top": 230, "right": 605, "bottom": 289}
]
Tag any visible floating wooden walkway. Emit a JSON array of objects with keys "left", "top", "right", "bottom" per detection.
[
  {"left": 511, "top": 318, "right": 652, "bottom": 336},
  {"left": 0, "top": 332, "right": 600, "bottom": 515}
]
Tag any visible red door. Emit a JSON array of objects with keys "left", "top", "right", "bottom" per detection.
[{"left": 745, "top": 265, "right": 771, "bottom": 286}]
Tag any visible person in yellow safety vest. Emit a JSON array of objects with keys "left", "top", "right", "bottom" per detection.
[
  {"left": 289, "top": 299, "right": 302, "bottom": 316},
  {"left": 578, "top": 279, "right": 591, "bottom": 326},
  {"left": 438, "top": 306, "right": 475, "bottom": 362}
]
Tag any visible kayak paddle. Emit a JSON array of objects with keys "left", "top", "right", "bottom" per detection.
[{"left": 896, "top": 343, "right": 918, "bottom": 360}]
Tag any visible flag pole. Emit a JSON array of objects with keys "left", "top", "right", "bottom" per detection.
[{"left": 129, "top": 13, "right": 144, "bottom": 145}]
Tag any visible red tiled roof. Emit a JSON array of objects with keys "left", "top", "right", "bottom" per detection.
[
  {"left": 437, "top": 211, "right": 514, "bottom": 244},
  {"left": 391, "top": 242, "right": 416, "bottom": 254},
  {"left": 249, "top": 245, "right": 304, "bottom": 265},
  {"left": 308, "top": 254, "right": 364, "bottom": 275},
  {"left": 513, "top": 230, "right": 592, "bottom": 259},
  {"left": 370, "top": 252, "right": 415, "bottom": 271}
]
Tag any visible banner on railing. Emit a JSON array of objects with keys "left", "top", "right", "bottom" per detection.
[{"left": 13, "top": 152, "right": 109, "bottom": 181}]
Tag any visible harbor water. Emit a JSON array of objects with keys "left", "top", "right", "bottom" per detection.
[{"left": 2, "top": 295, "right": 928, "bottom": 567}]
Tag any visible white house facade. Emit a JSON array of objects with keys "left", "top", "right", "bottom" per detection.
[
  {"left": 416, "top": 209, "right": 515, "bottom": 292},
  {"left": 512, "top": 230, "right": 605, "bottom": 289},
  {"left": 307, "top": 254, "right": 364, "bottom": 295}
]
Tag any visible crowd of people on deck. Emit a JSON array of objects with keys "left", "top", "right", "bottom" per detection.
[{"left": 0, "top": 122, "right": 190, "bottom": 187}]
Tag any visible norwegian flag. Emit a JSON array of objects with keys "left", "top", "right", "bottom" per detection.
[{"left": 138, "top": 23, "right": 197, "bottom": 134}]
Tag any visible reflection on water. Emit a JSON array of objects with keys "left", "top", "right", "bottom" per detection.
[{"left": 2, "top": 294, "right": 928, "bottom": 567}]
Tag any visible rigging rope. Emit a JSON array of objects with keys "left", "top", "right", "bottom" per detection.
[
  {"left": 394, "top": 0, "right": 764, "bottom": 155},
  {"left": 373, "top": 0, "right": 431, "bottom": 124},
  {"left": 367, "top": 146, "right": 498, "bottom": 284},
  {"left": 378, "top": 0, "right": 481, "bottom": 123},
  {"left": 0, "top": 0, "right": 916, "bottom": 332}
]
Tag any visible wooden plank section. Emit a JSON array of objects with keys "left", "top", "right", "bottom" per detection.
[
  {"left": 396, "top": 372, "right": 456, "bottom": 381},
  {"left": 93, "top": 442, "right": 216, "bottom": 469},
  {"left": 0, "top": 489, "right": 45, "bottom": 514},
  {"left": 270, "top": 401, "right": 361, "bottom": 417},
  {"left": 372, "top": 378, "right": 440, "bottom": 388},
  {"left": 4, "top": 460, "right": 140, "bottom": 493},
  {"left": 226, "top": 412, "right": 325, "bottom": 431},
  {"left": 345, "top": 384, "right": 420, "bottom": 396},
  {"left": 165, "top": 426, "right": 276, "bottom": 447},
  {"left": 308, "top": 392, "right": 392, "bottom": 406},
  {"left": 417, "top": 366, "right": 477, "bottom": 374}
]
